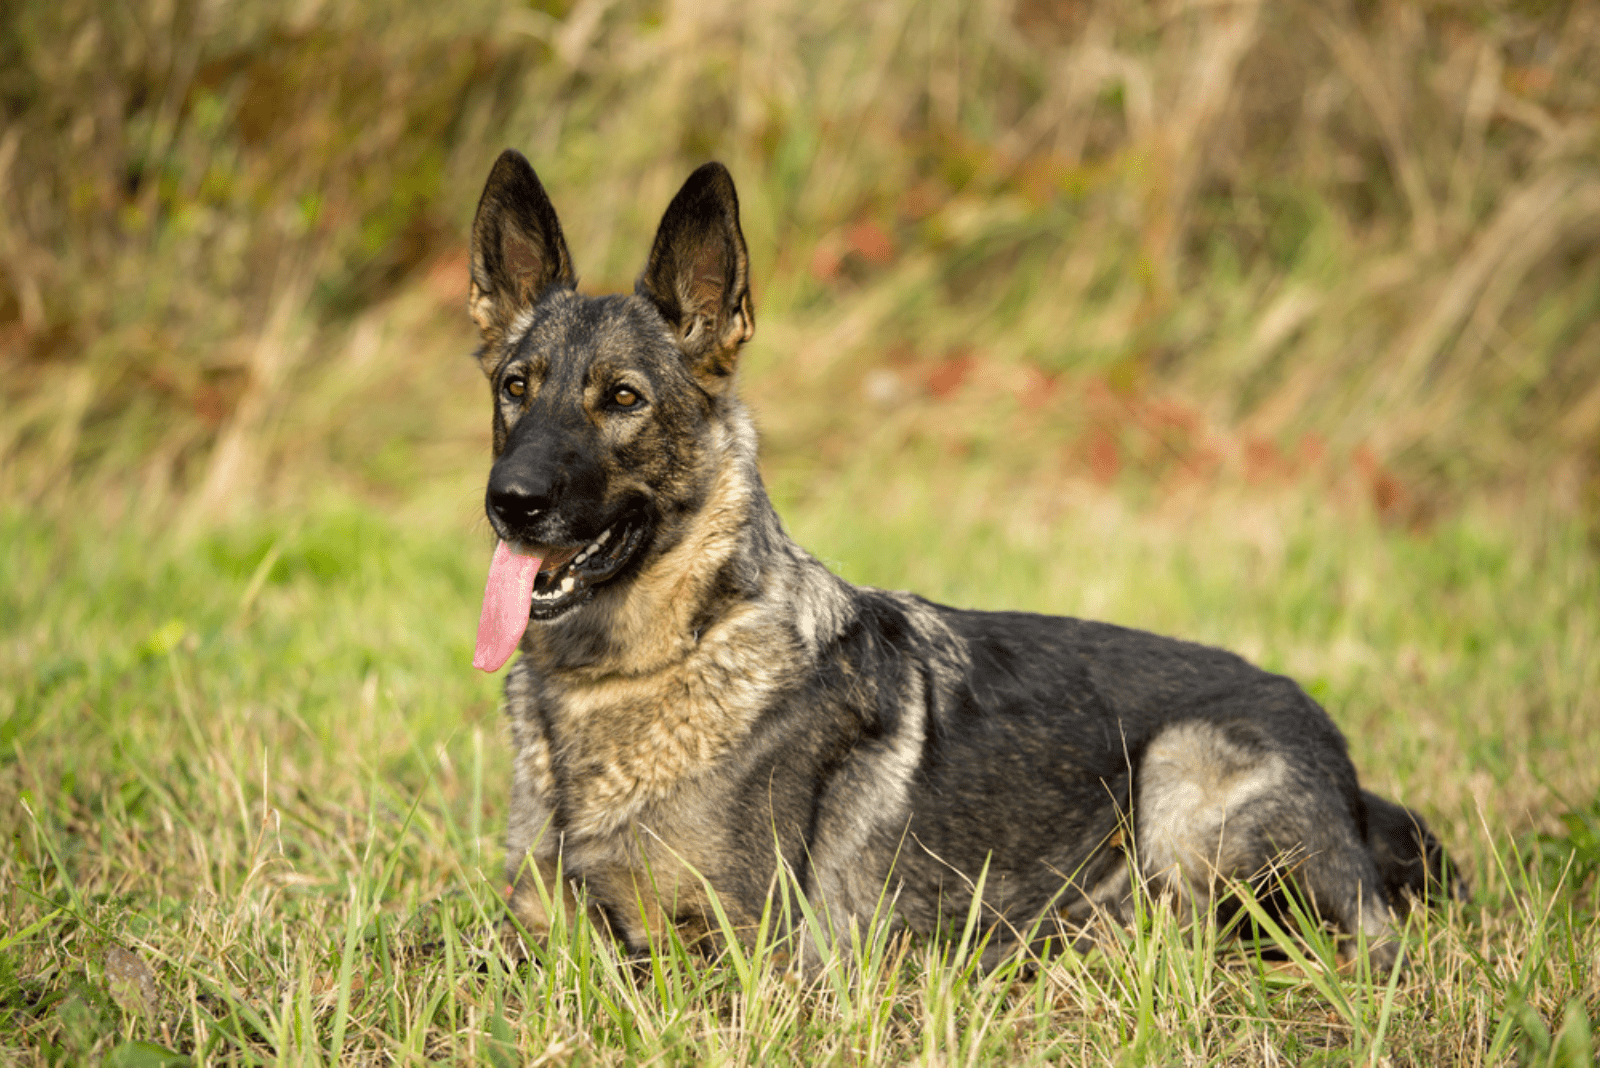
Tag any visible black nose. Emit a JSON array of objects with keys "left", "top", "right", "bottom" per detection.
[{"left": 487, "top": 467, "right": 558, "bottom": 529}]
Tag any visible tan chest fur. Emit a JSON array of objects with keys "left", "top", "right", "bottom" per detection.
[
  {"left": 514, "top": 608, "right": 798, "bottom": 947},
  {"left": 543, "top": 603, "right": 795, "bottom": 841}
]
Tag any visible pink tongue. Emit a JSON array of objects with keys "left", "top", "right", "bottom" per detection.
[{"left": 473, "top": 540, "right": 543, "bottom": 672}]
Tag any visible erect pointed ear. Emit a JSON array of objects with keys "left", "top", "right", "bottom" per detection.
[
  {"left": 636, "top": 163, "right": 754, "bottom": 394},
  {"left": 468, "top": 150, "right": 576, "bottom": 351}
]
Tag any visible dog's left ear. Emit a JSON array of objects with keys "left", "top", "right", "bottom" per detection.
[{"left": 637, "top": 163, "right": 754, "bottom": 394}]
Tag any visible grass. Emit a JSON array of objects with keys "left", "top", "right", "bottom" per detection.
[
  {"left": 3, "top": 471, "right": 1598, "bottom": 1064},
  {"left": 3, "top": 0, "right": 1599, "bottom": 1061}
]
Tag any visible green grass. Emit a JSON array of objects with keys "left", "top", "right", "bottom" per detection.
[{"left": 3, "top": 470, "right": 1597, "bottom": 1065}]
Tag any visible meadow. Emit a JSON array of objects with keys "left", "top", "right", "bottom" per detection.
[{"left": 3, "top": 0, "right": 1599, "bottom": 1063}]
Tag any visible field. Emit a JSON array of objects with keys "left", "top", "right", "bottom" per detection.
[{"left": 3, "top": 0, "right": 1599, "bottom": 1063}]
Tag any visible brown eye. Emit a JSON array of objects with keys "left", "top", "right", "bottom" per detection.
[
  {"left": 503, "top": 376, "right": 526, "bottom": 399},
  {"left": 611, "top": 386, "right": 641, "bottom": 409}
]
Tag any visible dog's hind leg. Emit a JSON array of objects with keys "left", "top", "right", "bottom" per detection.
[
  {"left": 1280, "top": 822, "right": 1402, "bottom": 972},
  {"left": 1136, "top": 720, "right": 1402, "bottom": 970}
]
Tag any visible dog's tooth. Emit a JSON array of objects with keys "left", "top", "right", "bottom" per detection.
[
  {"left": 597, "top": 527, "right": 611, "bottom": 545},
  {"left": 560, "top": 576, "right": 576, "bottom": 593}
]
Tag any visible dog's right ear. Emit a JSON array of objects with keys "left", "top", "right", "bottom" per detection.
[{"left": 468, "top": 150, "right": 576, "bottom": 354}]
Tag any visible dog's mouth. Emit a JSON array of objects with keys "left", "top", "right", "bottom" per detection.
[
  {"left": 473, "top": 511, "right": 650, "bottom": 672},
  {"left": 524, "top": 512, "right": 649, "bottom": 619}
]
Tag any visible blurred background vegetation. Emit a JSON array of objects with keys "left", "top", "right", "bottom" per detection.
[{"left": 2, "top": 0, "right": 1597, "bottom": 531}]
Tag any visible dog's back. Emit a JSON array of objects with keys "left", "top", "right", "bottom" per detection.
[{"left": 737, "top": 591, "right": 1462, "bottom": 966}]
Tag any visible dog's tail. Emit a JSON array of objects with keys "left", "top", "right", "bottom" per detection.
[{"left": 1361, "top": 790, "right": 1469, "bottom": 911}]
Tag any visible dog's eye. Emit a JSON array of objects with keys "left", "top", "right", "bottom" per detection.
[
  {"left": 503, "top": 376, "right": 526, "bottom": 400},
  {"left": 610, "top": 386, "right": 642, "bottom": 409}
]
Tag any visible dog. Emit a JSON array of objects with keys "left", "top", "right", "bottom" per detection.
[{"left": 463, "top": 149, "right": 1462, "bottom": 972}]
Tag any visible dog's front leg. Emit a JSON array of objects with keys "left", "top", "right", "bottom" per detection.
[{"left": 503, "top": 854, "right": 589, "bottom": 959}]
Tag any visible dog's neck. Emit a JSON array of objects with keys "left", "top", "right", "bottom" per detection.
[{"left": 515, "top": 398, "right": 851, "bottom": 682}]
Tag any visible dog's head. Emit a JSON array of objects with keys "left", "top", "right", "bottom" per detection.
[{"left": 467, "top": 150, "right": 755, "bottom": 624}]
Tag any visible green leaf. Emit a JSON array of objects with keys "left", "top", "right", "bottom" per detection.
[
  {"left": 104, "top": 1040, "right": 189, "bottom": 1068},
  {"left": 138, "top": 620, "right": 187, "bottom": 660}
]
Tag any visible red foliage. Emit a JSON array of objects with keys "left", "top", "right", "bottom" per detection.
[
  {"left": 1086, "top": 427, "right": 1120, "bottom": 484},
  {"left": 846, "top": 221, "right": 896, "bottom": 266},
  {"left": 925, "top": 347, "right": 975, "bottom": 398}
]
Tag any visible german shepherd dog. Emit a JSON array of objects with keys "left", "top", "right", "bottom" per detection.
[{"left": 465, "top": 149, "right": 1461, "bottom": 972}]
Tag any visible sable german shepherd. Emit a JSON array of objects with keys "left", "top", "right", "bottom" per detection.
[{"left": 464, "top": 149, "right": 1461, "bottom": 971}]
